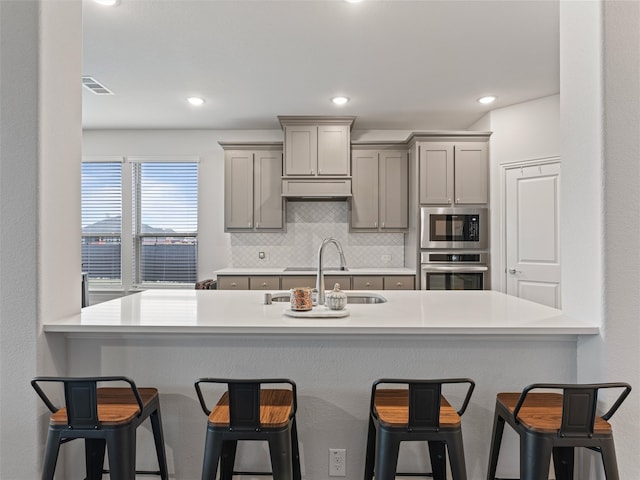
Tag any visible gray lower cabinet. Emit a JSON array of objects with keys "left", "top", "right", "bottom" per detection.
[
  {"left": 280, "top": 275, "right": 350, "bottom": 290},
  {"left": 218, "top": 274, "right": 414, "bottom": 290},
  {"left": 351, "top": 148, "right": 408, "bottom": 231},
  {"left": 352, "top": 276, "right": 384, "bottom": 290},
  {"left": 217, "top": 276, "right": 249, "bottom": 290},
  {"left": 249, "top": 276, "right": 280, "bottom": 290},
  {"left": 222, "top": 144, "right": 284, "bottom": 231},
  {"left": 383, "top": 275, "right": 415, "bottom": 290}
]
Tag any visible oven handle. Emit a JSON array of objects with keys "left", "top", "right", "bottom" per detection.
[{"left": 421, "top": 265, "right": 489, "bottom": 273}]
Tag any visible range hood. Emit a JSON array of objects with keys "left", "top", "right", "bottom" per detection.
[{"left": 281, "top": 178, "right": 352, "bottom": 198}]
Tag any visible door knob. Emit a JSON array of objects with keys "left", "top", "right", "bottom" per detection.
[{"left": 508, "top": 268, "right": 521, "bottom": 274}]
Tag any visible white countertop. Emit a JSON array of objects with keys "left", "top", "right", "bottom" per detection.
[
  {"left": 44, "top": 289, "right": 599, "bottom": 336},
  {"left": 214, "top": 267, "right": 415, "bottom": 276}
]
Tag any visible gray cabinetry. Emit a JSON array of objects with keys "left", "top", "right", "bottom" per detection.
[
  {"left": 279, "top": 116, "right": 355, "bottom": 177},
  {"left": 419, "top": 142, "right": 488, "bottom": 205},
  {"left": 351, "top": 147, "right": 408, "bottom": 231},
  {"left": 222, "top": 143, "right": 284, "bottom": 232},
  {"left": 217, "top": 274, "right": 414, "bottom": 290}
]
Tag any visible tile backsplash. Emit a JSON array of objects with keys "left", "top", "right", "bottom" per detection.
[{"left": 229, "top": 201, "right": 405, "bottom": 268}]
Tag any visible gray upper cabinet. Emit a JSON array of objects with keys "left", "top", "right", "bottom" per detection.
[
  {"left": 419, "top": 141, "right": 488, "bottom": 205},
  {"left": 222, "top": 143, "right": 284, "bottom": 232},
  {"left": 351, "top": 148, "right": 408, "bottom": 232},
  {"left": 279, "top": 116, "right": 355, "bottom": 177}
]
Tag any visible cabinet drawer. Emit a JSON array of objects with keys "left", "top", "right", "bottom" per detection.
[
  {"left": 218, "top": 276, "right": 249, "bottom": 290},
  {"left": 249, "top": 276, "right": 280, "bottom": 290},
  {"left": 383, "top": 275, "right": 415, "bottom": 290},
  {"left": 352, "top": 276, "right": 383, "bottom": 290},
  {"left": 325, "top": 275, "right": 350, "bottom": 290},
  {"left": 281, "top": 275, "right": 316, "bottom": 290}
]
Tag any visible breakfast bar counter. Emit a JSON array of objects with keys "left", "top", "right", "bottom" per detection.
[
  {"left": 44, "top": 289, "right": 597, "bottom": 336},
  {"left": 46, "top": 290, "right": 599, "bottom": 479}
]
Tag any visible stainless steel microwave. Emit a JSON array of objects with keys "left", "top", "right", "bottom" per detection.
[{"left": 420, "top": 207, "right": 488, "bottom": 250}]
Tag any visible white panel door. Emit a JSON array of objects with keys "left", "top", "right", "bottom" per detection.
[{"left": 505, "top": 162, "right": 561, "bottom": 308}]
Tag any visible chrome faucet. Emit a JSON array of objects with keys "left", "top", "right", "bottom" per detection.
[{"left": 316, "top": 237, "right": 348, "bottom": 305}]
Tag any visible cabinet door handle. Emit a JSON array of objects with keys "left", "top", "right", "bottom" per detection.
[
  {"left": 231, "top": 282, "right": 237, "bottom": 287},
  {"left": 396, "top": 282, "right": 403, "bottom": 287},
  {"left": 256, "top": 222, "right": 260, "bottom": 228},
  {"left": 381, "top": 222, "right": 385, "bottom": 228},
  {"left": 374, "top": 221, "right": 377, "bottom": 228},
  {"left": 448, "top": 198, "right": 452, "bottom": 204},
  {"left": 310, "top": 169, "right": 314, "bottom": 175},
  {"left": 262, "top": 282, "right": 267, "bottom": 287},
  {"left": 365, "top": 282, "right": 371, "bottom": 287},
  {"left": 456, "top": 198, "right": 460, "bottom": 203},
  {"left": 248, "top": 222, "right": 252, "bottom": 228}
]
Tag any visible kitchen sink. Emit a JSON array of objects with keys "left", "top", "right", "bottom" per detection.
[{"left": 270, "top": 292, "right": 386, "bottom": 304}]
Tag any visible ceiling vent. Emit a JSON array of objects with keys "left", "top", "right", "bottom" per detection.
[{"left": 82, "top": 76, "right": 113, "bottom": 95}]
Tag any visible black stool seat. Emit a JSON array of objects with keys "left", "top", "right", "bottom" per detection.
[
  {"left": 364, "top": 378, "right": 475, "bottom": 480},
  {"left": 32, "top": 376, "right": 169, "bottom": 480},
  {"left": 195, "top": 378, "right": 301, "bottom": 480},
  {"left": 487, "top": 382, "right": 631, "bottom": 480}
]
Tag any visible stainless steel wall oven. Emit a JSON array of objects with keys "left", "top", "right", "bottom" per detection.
[{"left": 420, "top": 251, "right": 489, "bottom": 290}]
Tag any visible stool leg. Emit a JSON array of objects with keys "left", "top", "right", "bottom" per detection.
[
  {"left": 85, "top": 438, "right": 106, "bottom": 480},
  {"left": 374, "top": 431, "right": 400, "bottom": 480},
  {"left": 269, "top": 430, "right": 294, "bottom": 480},
  {"left": 428, "top": 441, "right": 447, "bottom": 480},
  {"left": 552, "top": 447, "right": 574, "bottom": 480},
  {"left": 363, "top": 417, "right": 376, "bottom": 480},
  {"left": 520, "top": 432, "right": 552, "bottom": 480},
  {"left": 41, "top": 429, "right": 62, "bottom": 480},
  {"left": 600, "top": 437, "right": 620, "bottom": 480},
  {"left": 446, "top": 431, "right": 468, "bottom": 480},
  {"left": 291, "top": 417, "right": 302, "bottom": 480},
  {"left": 150, "top": 405, "right": 169, "bottom": 480},
  {"left": 106, "top": 428, "right": 136, "bottom": 480},
  {"left": 220, "top": 440, "right": 237, "bottom": 480},
  {"left": 201, "top": 428, "right": 223, "bottom": 480},
  {"left": 486, "top": 410, "right": 505, "bottom": 480}
]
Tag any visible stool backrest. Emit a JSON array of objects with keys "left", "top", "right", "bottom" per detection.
[
  {"left": 31, "top": 376, "right": 144, "bottom": 429},
  {"left": 371, "top": 378, "right": 475, "bottom": 431},
  {"left": 195, "top": 378, "right": 297, "bottom": 431},
  {"left": 513, "top": 382, "right": 632, "bottom": 438}
]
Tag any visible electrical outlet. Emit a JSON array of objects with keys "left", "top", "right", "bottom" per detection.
[
  {"left": 329, "top": 448, "right": 346, "bottom": 477},
  {"left": 258, "top": 251, "right": 266, "bottom": 260}
]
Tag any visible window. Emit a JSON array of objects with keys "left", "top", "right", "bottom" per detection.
[
  {"left": 81, "top": 160, "right": 122, "bottom": 286},
  {"left": 132, "top": 161, "right": 198, "bottom": 286},
  {"left": 81, "top": 156, "right": 199, "bottom": 290}
]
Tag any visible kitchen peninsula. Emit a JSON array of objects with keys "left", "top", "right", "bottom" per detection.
[{"left": 45, "top": 290, "right": 598, "bottom": 479}]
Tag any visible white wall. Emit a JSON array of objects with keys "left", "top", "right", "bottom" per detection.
[
  {"left": 564, "top": 2, "right": 640, "bottom": 477},
  {"left": 0, "top": 1, "right": 82, "bottom": 477},
  {"left": 473, "top": 95, "right": 560, "bottom": 289}
]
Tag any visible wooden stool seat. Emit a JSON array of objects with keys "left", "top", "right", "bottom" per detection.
[
  {"left": 208, "top": 389, "right": 293, "bottom": 428},
  {"left": 496, "top": 392, "right": 612, "bottom": 435},
  {"left": 487, "top": 383, "right": 631, "bottom": 480},
  {"left": 50, "top": 387, "right": 159, "bottom": 426},
  {"left": 374, "top": 389, "right": 461, "bottom": 428}
]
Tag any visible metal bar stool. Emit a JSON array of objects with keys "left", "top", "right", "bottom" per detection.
[
  {"left": 31, "top": 376, "right": 169, "bottom": 480},
  {"left": 194, "top": 378, "right": 301, "bottom": 480},
  {"left": 486, "top": 382, "right": 632, "bottom": 480},
  {"left": 363, "top": 378, "right": 475, "bottom": 480}
]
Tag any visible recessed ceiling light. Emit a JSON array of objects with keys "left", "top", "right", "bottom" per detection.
[
  {"left": 187, "top": 97, "right": 205, "bottom": 106},
  {"left": 478, "top": 96, "right": 497, "bottom": 105},
  {"left": 345, "top": 0, "right": 363, "bottom": 3},
  {"left": 331, "top": 96, "right": 350, "bottom": 106},
  {"left": 94, "top": 0, "right": 120, "bottom": 6}
]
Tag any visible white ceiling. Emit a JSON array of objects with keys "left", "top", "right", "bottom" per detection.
[{"left": 82, "top": 0, "right": 559, "bottom": 131}]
